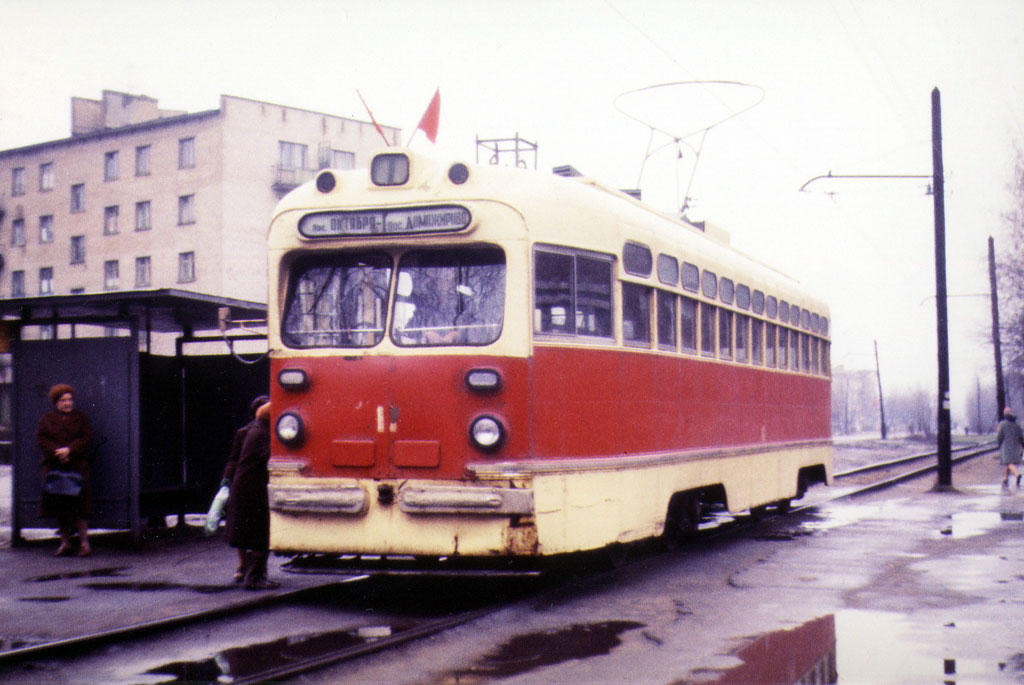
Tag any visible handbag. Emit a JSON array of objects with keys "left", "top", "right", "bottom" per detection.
[{"left": 43, "top": 469, "right": 83, "bottom": 497}]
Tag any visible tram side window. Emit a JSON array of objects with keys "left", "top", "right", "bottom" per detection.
[
  {"left": 657, "top": 290, "right": 677, "bottom": 350},
  {"left": 790, "top": 328, "right": 799, "bottom": 371},
  {"left": 622, "top": 283, "right": 651, "bottom": 345},
  {"left": 393, "top": 248, "right": 506, "bottom": 347},
  {"left": 700, "top": 302, "right": 716, "bottom": 357},
  {"left": 736, "top": 314, "right": 748, "bottom": 363},
  {"left": 765, "top": 322, "right": 776, "bottom": 367},
  {"left": 719, "top": 309, "right": 733, "bottom": 360},
  {"left": 534, "top": 249, "right": 613, "bottom": 339},
  {"left": 811, "top": 337, "right": 820, "bottom": 374},
  {"left": 777, "top": 326, "right": 788, "bottom": 369},
  {"left": 680, "top": 296, "right": 698, "bottom": 354},
  {"left": 282, "top": 251, "right": 392, "bottom": 348},
  {"left": 751, "top": 318, "right": 763, "bottom": 365},
  {"left": 802, "top": 333, "right": 811, "bottom": 373}
]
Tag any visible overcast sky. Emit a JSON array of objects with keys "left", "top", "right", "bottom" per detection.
[{"left": 3, "top": 0, "right": 1023, "bottom": 420}]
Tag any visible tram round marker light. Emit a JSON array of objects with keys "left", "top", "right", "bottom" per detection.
[
  {"left": 448, "top": 163, "right": 470, "bottom": 185},
  {"left": 315, "top": 171, "right": 336, "bottom": 193},
  {"left": 278, "top": 368, "right": 310, "bottom": 391},
  {"left": 276, "top": 412, "right": 305, "bottom": 446},
  {"left": 470, "top": 415, "right": 505, "bottom": 451},
  {"left": 465, "top": 368, "right": 501, "bottom": 392}
]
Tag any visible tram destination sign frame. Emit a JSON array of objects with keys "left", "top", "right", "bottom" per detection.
[{"left": 299, "top": 205, "right": 472, "bottom": 238}]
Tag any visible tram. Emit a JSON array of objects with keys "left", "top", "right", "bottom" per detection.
[{"left": 265, "top": 150, "right": 831, "bottom": 559}]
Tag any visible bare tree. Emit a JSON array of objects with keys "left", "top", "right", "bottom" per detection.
[{"left": 1000, "top": 147, "right": 1024, "bottom": 410}]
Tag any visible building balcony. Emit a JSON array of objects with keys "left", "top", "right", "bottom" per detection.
[{"left": 272, "top": 165, "right": 316, "bottom": 193}]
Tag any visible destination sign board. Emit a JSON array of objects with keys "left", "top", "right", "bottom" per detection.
[{"left": 300, "top": 205, "right": 471, "bottom": 238}]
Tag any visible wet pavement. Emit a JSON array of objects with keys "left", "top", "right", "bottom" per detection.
[{"left": 1, "top": 444, "right": 1022, "bottom": 683}]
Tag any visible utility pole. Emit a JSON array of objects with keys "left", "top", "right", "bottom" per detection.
[
  {"left": 874, "top": 340, "right": 887, "bottom": 439},
  {"left": 932, "top": 87, "right": 953, "bottom": 489},
  {"left": 988, "top": 236, "right": 1006, "bottom": 420}
]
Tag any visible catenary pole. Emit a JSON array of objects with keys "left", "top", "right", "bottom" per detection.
[
  {"left": 932, "top": 87, "right": 953, "bottom": 489},
  {"left": 874, "top": 339, "right": 887, "bottom": 439},
  {"left": 988, "top": 236, "right": 1006, "bottom": 422}
]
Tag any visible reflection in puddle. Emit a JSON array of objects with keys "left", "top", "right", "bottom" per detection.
[
  {"left": 945, "top": 511, "right": 1024, "bottom": 539},
  {"left": 144, "top": 624, "right": 406, "bottom": 682},
  {"left": 82, "top": 581, "right": 232, "bottom": 594},
  {"left": 27, "top": 566, "right": 130, "bottom": 582},
  {"left": 445, "top": 621, "right": 644, "bottom": 681},
  {"left": 708, "top": 611, "right": 1014, "bottom": 683}
]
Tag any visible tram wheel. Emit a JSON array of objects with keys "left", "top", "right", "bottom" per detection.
[{"left": 663, "top": 492, "right": 701, "bottom": 550}]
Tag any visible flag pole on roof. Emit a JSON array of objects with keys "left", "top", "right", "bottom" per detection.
[
  {"left": 356, "top": 90, "right": 392, "bottom": 146},
  {"left": 407, "top": 88, "right": 440, "bottom": 146}
]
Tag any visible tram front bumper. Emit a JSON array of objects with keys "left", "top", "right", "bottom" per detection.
[{"left": 268, "top": 478, "right": 538, "bottom": 557}]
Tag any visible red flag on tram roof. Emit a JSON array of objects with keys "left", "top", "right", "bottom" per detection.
[{"left": 416, "top": 88, "right": 441, "bottom": 143}]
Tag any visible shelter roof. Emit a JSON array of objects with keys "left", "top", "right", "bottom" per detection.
[{"left": 0, "top": 289, "right": 266, "bottom": 334}]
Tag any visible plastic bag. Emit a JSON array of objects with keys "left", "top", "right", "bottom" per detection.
[{"left": 204, "top": 485, "right": 230, "bottom": 535}]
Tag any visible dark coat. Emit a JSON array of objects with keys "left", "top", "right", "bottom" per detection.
[
  {"left": 221, "top": 419, "right": 257, "bottom": 484},
  {"left": 225, "top": 415, "right": 271, "bottom": 551},
  {"left": 36, "top": 408, "right": 93, "bottom": 518}
]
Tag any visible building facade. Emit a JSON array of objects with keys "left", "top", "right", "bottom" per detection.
[{"left": 0, "top": 90, "right": 400, "bottom": 304}]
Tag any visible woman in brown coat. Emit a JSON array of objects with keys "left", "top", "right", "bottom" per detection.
[
  {"left": 224, "top": 401, "right": 279, "bottom": 589},
  {"left": 36, "top": 383, "right": 94, "bottom": 556}
]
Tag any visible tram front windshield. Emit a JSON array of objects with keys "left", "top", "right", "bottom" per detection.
[{"left": 282, "top": 247, "right": 505, "bottom": 348}]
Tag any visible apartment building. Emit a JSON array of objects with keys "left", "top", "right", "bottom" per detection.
[{"left": 0, "top": 90, "right": 400, "bottom": 305}]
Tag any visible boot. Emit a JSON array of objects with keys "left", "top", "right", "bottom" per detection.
[
  {"left": 244, "top": 551, "right": 280, "bottom": 590},
  {"left": 233, "top": 550, "right": 251, "bottom": 584}
]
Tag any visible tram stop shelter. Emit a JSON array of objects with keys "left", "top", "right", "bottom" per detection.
[{"left": 2, "top": 289, "right": 268, "bottom": 544}]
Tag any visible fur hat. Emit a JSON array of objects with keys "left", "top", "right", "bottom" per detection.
[
  {"left": 250, "top": 394, "right": 270, "bottom": 417},
  {"left": 48, "top": 383, "right": 74, "bottom": 405}
]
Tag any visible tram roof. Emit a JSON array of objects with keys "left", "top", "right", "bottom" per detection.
[
  {"left": 0, "top": 289, "right": 266, "bottom": 334},
  {"left": 272, "top": 150, "right": 827, "bottom": 316}
]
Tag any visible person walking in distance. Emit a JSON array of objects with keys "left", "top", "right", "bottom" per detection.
[
  {"left": 997, "top": 406, "right": 1024, "bottom": 488},
  {"left": 36, "top": 384, "right": 94, "bottom": 556},
  {"left": 220, "top": 394, "right": 268, "bottom": 583},
  {"left": 224, "top": 400, "right": 279, "bottom": 589}
]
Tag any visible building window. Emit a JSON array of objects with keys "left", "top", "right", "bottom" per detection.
[
  {"left": 11, "top": 167, "right": 25, "bottom": 196},
  {"left": 70, "top": 235, "right": 85, "bottom": 264},
  {"left": 178, "top": 194, "right": 196, "bottom": 225},
  {"left": 39, "top": 215, "right": 54, "bottom": 243},
  {"left": 331, "top": 149, "right": 355, "bottom": 169},
  {"left": 103, "top": 205, "right": 120, "bottom": 235},
  {"left": 104, "top": 150, "right": 119, "bottom": 181},
  {"left": 39, "top": 267, "right": 54, "bottom": 295},
  {"left": 135, "top": 256, "right": 151, "bottom": 287},
  {"left": 278, "top": 141, "right": 308, "bottom": 170},
  {"left": 178, "top": 137, "right": 196, "bottom": 169},
  {"left": 11, "top": 271, "right": 24, "bottom": 297},
  {"left": 135, "top": 201, "right": 152, "bottom": 231},
  {"left": 135, "top": 145, "right": 151, "bottom": 176},
  {"left": 39, "top": 162, "right": 55, "bottom": 192},
  {"left": 70, "top": 183, "right": 85, "bottom": 213},
  {"left": 177, "top": 252, "right": 195, "bottom": 283},
  {"left": 11, "top": 218, "right": 26, "bottom": 246},
  {"left": 103, "top": 260, "right": 119, "bottom": 290}
]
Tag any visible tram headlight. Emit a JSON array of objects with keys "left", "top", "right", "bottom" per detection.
[
  {"left": 276, "top": 412, "right": 305, "bottom": 447},
  {"left": 469, "top": 415, "right": 505, "bottom": 452}
]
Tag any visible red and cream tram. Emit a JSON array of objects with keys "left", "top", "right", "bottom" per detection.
[{"left": 265, "top": 150, "right": 831, "bottom": 559}]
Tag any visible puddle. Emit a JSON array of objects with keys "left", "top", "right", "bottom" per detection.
[
  {"left": 942, "top": 511, "right": 1024, "bottom": 539},
  {"left": 143, "top": 624, "right": 408, "bottom": 682},
  {"left": 18, "top": 595, "right": 72, "bottom": 602},
  {"left": 27, "top": 566, "right": 130, "bottom": 582},
  {"left": 704, "top": 612, "right": 1013, "bottom": 683},
  {"left": 82, "top": 581, "right": 232, "bottom": 594},
  {"left": 444, "top": 620, "right": 644, "bottom": 681}
]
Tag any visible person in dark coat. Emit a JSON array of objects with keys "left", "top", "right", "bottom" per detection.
[
  {"left": 225, "top": 400, "right": 279, "bottom": 589},
  {"left": 997, "top": 406, "right": 1024, "bottom": 488},
  {"left": 220, "top": 394, "right": 269, "bottom": 583},
  {"left": 36, "top": 383, "right": 94, "bottom": 557}
]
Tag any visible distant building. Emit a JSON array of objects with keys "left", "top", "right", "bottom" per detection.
[
  {"left": 0, "top": 90, "right": 400, "bottom": 304},
  {"left": 831, "top": 366, "right": 880, "bottom": 435}
]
